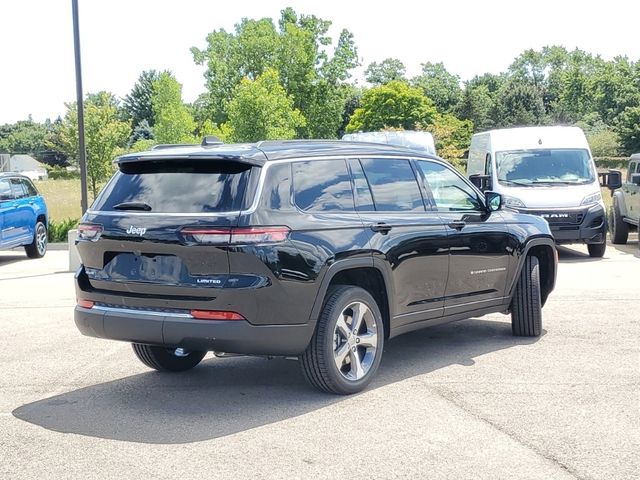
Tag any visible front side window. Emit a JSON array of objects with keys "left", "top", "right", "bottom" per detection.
[
  {"left": 359, "top": 158, "right": 425, "bottom": 212},
  {"left": 496, "top": 148, "right": 595, "bottom": 186},
  {"left": 293, "top": 159, "right": 354, "bottom": 212},
  {"left": 93, "top": 160, "right": 251, "bottom": 213},
  {"left": 418, "top": 161, "right": 483, "bottom": 212}
]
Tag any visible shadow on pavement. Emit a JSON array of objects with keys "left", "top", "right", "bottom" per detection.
[
  {"left": 0, "top": 253, "right": 26, "bottom": 267},
  {"left": 13, "top": 318, "right": 541, "bottom": 444}
]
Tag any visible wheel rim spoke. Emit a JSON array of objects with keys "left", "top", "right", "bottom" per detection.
[
  {"left": 348, "top": 349, "right": 365, "bottom": 379},
  {"left": 334, "top": 342, "right": 349, "bottom": 371},
  {"left": 350, "top": 303, "right": 368, "bottom": 333},
  {"left": 336, "top": 316, "right": 350, "bottom": 338},
  {"left": 357, "top": 331, "right": 377, "bottom": 349}
]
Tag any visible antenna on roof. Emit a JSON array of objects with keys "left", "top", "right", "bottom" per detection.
[{"left": 202, "top": 136, "right": 223, "bottom": 147}]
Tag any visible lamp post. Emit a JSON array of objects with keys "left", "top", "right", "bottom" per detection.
[{"left": 71, "top": 0, "right": 88, "bottom": 214}]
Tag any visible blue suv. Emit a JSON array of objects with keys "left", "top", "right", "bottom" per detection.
[{"left": 0, "top": 173, "right": 48, "bottom": 258}]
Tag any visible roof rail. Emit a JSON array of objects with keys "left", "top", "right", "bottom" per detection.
[
  {"left": 202, "top": 136, "right": 223, "bottom": 147},
  {"left": 151, "top": 144, "right": 196, "bottom": 150}
]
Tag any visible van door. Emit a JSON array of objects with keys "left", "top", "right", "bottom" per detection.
[{"left": 416, "top": 160, "right": 511, "bottom": 316}]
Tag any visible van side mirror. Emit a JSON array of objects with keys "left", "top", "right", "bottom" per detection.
[
  {"left": 599, "top": 170, "right": 622, "bottom": 192},
  {"left": 631, "top": 173, "right": 640, "bottom": 186},
  {"left": 485, "top": 191, "right": 502, "bottom": 212},
  {"left": 470, "top": 174, "right": 492, "bottom": 191}
]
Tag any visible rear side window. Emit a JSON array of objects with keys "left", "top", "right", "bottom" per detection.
[
  {"left": 9, "top": 179, "right": 28, "bottom": 199},
  {"left": 293, "top": 159, "right": 355, "bottom": 212},
  {"left": 23, "top": 179, "right": 38, "bottom": 197},
  {"left": 359, "top": 158, "right": 425, "bottom": 211},
  {"left": 0, "top": 180, "right": 12, "bottom": 200},
  {"left": 93, "top": 160, "right": 251, "bottom": 213}
]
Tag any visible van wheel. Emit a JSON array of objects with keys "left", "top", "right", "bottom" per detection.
[
  {"left": 609, "top": 199, "right": 629, "bottom": 244},
  {"left": 24, "top": 221, "right": 47, "bottom": 258},
  {"left": 301, "top": 286, "right": 384, "bottom": 395},
  {"left": 587, "top": 242, "right": 606, "bottom": 258},
  {"left": 511, "top": 255, "right": 542, "bottom": 337},
  {"left": 132, "top": 344, "right": 206, "bottom": 372}
]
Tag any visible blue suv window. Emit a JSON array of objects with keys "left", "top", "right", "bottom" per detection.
[
  {"left": 293, "top": 159, "right": 355, "bottom": 212},
  {"left": 0, "top": 179, "right": 12, "bottom": 201}
]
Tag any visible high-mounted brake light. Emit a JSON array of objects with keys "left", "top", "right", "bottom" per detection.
[
  {"left": 180, "top": 226, "right": 290, "bottom": 245},
  {"left": 77, "top": 299, "right": 95, "bottom": 309},
  {"left": 190, "top": 310, "right": 245, "bottom": 321},
  {"left": 77, "top": 223, "right": 103, "bottom": 241}
]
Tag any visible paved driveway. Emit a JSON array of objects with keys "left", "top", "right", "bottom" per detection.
[{"left": 0, "top": 240, "right": 638, "bottom": 479}]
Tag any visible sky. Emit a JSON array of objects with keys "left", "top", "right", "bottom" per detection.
[{"left": 1, "top": 0, "right": 639, "bottom": 124}]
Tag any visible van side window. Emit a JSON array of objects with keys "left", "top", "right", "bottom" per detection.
[
  {"left": 293, "top": 159, "right": 355, "bottom": 212},
  {"left": 359, "top": 158, "right": 425, "bottom": 212},
  {"left": 417, "top": 161, "right": 483, "bottom": 212}
]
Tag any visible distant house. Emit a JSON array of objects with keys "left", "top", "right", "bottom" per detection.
[{"left": 0, "top": 154, "right": 48, "bottom": 181}]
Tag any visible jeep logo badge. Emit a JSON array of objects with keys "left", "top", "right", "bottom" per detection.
[{"left": 126, "top": 226, "right": 147, "bottom": 236}]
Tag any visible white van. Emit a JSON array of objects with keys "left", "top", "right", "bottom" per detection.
[
  {"left": 467, "top": 126, "right": 611, "bottom": 257},
  {"left": 342, "top": 131, "right": 436, "bottom": 156}
]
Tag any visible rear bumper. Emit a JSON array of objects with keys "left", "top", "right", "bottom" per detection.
[{"left": 74, "top": 305, "right": 315, "bottom": 356}]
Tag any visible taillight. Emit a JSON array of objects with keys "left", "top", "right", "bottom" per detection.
[
  {"left": 77, "top": 299, "right": 95, "bottom": 309},
  {"left": 180, "top": 226, "right": 289, "bottom": 245},
  {"left": 190, "top": 310, "right": 245, "bottom": 321},
  {"left": 78, "top": 223, "right": 103, "bottom": 241}
]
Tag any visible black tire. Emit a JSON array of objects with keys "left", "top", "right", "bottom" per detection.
[
  {"left": 587, "top": 242, "right": 606, "bottom": 258},
  {"left": 511, "top": 255, "right": 542, "bottom": 337},
  {"left": 132, "top": 344, "right": 206, "bottom": 372},
  {"left": 301, "top": 286, "right": 384, "bottom": 395},
  {"left": 24, "top": 221, "right": 47, "bottom": 259},
  {"left": 609, "top": 198, "right": 629, "bottom": 244}
]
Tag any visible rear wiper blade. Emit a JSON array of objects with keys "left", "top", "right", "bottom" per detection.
[{"left": 113, "top": 202, "right": 152, "bottom": 211}]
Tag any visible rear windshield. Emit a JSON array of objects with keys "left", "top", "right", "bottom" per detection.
[{"left": 92, "top": 160, "right": 252, "bottom": 213}]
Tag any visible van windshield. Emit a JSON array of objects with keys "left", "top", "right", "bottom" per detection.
[{"left": 496, "top": 149, "right": 595, "bottom": 186}]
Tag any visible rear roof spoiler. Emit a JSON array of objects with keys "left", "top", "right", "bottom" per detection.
[{"left": 114, "top": 153, "right": 266, "bottom": 167}]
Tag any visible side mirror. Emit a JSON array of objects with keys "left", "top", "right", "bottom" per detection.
[
  {"left": 631, "top": 173, "right": 640, "bottom": 186},
  {"left": 599, "top": 170, "right": 622, "bottom": 192},
  {"left": 470, "top": 174, "right": 492, "bottom": 191},
  {"left": 485, "top": 191, "right": 502, "bottom": 212}
]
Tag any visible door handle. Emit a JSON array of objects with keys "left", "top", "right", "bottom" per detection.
[
  {"left": 370, "top": 222, "right": 393, "bottom": 234},
  {"left": 448, "top": 221, "right": 466, "bottom": 230}
]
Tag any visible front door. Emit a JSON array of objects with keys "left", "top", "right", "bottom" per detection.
[{"left": 416, "top": 160, "right": 511, "bottom": 316}]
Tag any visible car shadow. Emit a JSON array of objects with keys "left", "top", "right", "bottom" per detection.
[
  {"left": 556, "top": 245, "right": 604, "bottom": 263},
  {"left": 0, "top": 253, "right": 26, "bottom": 267},
  {"left": 13, "top": 318, "right": 542, "bottom": 444}
]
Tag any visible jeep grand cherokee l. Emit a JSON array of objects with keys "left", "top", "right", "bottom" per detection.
[{"left": 74, "top": 139, "right": 557, "bottom": 394}]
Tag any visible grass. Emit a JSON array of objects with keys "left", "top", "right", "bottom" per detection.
[{"left": 35, "top": 179, "right": 97, "bottom": 222}]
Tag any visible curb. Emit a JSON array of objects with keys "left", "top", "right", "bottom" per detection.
[{"left": 48, "top": 242, "right": 69, "bottom": 251}]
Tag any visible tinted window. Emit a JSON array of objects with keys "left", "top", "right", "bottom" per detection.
[
  {"left": 348, "top": 159, "right": 375, "bottom": 212},
  {"left": 93, "top": 160, "right": 251, "bottom": 213},
  {"left": 359, "top": 158, "right": 424, "bottom": 212},
  {"left": 417, "top": 161, "right": 482, "bottom": 211},
  {"left": 22, "top": 179, "right": 38, "bottom": 197},
  {"left": 293, "top": 160, "right": 354, "bottom": 212},
  {"left": 0, "top": 180, "right": 12, "bottom": 201},
  {"left": 10, "top": 179, "right": 28, "bottom": 199}
]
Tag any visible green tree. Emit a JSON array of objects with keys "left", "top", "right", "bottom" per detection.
[
  {"left": 495, "top": 80, "right": 546, "bottom": 127},
  {"left": 151, "top": 72, "right": 197, "bottom": 144},
  {"left": 365, "top": 58, "right": 406, "bottom": 85},
  {"left": 0, "top": 118, "right": 49, "bottom": 156},
  {"left": 411, "top": 62, "right": 462, "bottom": 112},
  {"left": 616, "top": 106, "right": 640, "bottom": 154},
  {"left": 192, "top": 8, "right": 358, "bottom": 138},
  {"left": 419, "top": 114, "right": 473, "bottom": 161},
  {"left": 225, "top": 69, "right": 305, "bottom": 142},
  {"left": 346, "top": 81, "right": 437, "bottom": 133},
  {"left": 122, "top": 70, "right": 160, "bottom": 129},
  {"left": 52, "top": 92, "right": 130, "bottom": 196}
]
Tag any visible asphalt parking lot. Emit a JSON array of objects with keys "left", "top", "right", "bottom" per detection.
[{"left": 1, "top": 238, "right": 638, "bottom": 480}]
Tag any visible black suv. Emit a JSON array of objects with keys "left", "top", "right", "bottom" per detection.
[{"left": 74, "top": 139, "right": 557, "bottom": 394}]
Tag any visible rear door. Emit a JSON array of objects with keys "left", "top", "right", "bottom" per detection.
[
  {"left": 77, "top": 159, "right": 253, "bottom": 301},
  {"left": 352, "top": 157, "right": 449, "bottom": 327},
  {"left": 9, "top": 178, "right": 35, "bottom": 239},
  {"left": 0, "top": 179, "right": 21, "bottom": 245},
  {"left": 416, "top": 160, "right": 511, "bottom": 316}
]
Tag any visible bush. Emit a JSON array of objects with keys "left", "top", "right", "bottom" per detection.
[
  {"left": 47, "top": 165, "right": 80, "bottom": 180},
  {"left": 48, "top": 218, "right": 79, "bottom": 243},
  {"left": 594, "top": 157, "right": 629, "bottom": 170}
]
